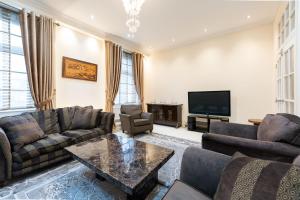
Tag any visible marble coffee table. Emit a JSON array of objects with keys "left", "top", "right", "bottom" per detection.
[{"left": 65, "top": 134, "right": 174, "bottom": 200}]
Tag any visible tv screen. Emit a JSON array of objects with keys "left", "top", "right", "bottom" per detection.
[{"left": 188, "top": 91, "right": 231, "bottom": 116}]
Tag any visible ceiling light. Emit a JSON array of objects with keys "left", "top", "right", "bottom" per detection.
[
  {"left": 122, "top": 0, "right": 146, "bottom": 38},
  {"left": 204, "top": 28, "right": 208, "bottom": 33},
  {"left": 247, "top": 15, "right": 251, "bottom": 19},
  {"left": 90, "top": 15, "right": 94, "bottom": 20},
  {"left": 171, "top": 38, "right": 175, "bottom": 43},
  {"left": 127, "top": 33, "right": 134, "bottom": 38}
]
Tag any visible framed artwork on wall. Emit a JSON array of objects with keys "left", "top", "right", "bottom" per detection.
[{"left": 62, "top": 56, "right": 97, "bottom": 82}]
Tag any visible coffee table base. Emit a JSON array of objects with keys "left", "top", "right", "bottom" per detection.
[
  {"left": 96, "top": 171, "right": 158, "bottom": 200},
  {"left": 96, "top": 173, "right": 106, "bottom": 181},
  {"left": 127, "top": 171, "right": 158, "bottom": 200}
]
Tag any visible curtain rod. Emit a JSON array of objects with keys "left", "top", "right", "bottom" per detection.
[
  {"left": 0, "top": 2, "right": 19, "bottom": 13},
  {"left": 0, "top": 2, "right": 60, "bottom": 26}
]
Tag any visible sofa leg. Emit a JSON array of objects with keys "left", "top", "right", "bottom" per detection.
[
  {"left": 149, "top": 129, "right": 153, "bottom": 133},
  {"left": 122, "top": 130, "right": 124, "bottom": 133}
]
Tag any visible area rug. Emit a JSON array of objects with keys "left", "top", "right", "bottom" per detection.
[{"left": 0, "top": 133, "right": 202, "bottom": 200}]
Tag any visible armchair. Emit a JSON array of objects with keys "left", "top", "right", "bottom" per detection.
[
  {"left": 119, "top": 104, "right": 153, "bottom": 136},
  {"left": 202, "top": 114, "right": 300, "bottom": 163}
]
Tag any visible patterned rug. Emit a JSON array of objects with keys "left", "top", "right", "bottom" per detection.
[{"left": 0, "top": 133, "right": 202, "bottom": 200}]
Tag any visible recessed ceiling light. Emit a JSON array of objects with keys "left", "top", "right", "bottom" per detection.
[
  {"left": 90, "top": 15, "right": 94, "bottom": 20},
  {"left": 171, "top": 38, "right": 175, "bottom": 43},
  {"left": 204, "top": 28, "right": 208, "bottom": 33},
  {"left": 247, "top": 15, "right": 251, "bottom": 19}
]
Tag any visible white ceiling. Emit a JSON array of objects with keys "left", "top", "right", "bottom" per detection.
[{"left": 32, "top": 0, "right": 281, "bottom": 52}]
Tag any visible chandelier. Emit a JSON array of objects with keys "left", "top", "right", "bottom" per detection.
[{"left": 122, "top": 0, "right": 145, "bottom": 38}]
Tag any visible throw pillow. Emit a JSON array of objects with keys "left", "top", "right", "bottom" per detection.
[
  {"left": 0, "top": 114, "right": 46, "bottom": 151},
  {"left": 88, "top": 109, "right": 102, "bottom": 129},
  {"left": 69, "top": 106, "right": 93, "bottom": 130},
  {"left": 214, "top": 152, "right": 300, "bottom": 200},
  {"left": 56, "top": 106, "right": 77, "bottom": 131},
  {"left": 257, "top": 114, "right": 300, "bottom": 146},
  {"left": 57, "top": 106, "right": 93, "bottom": 131},
  {"left": 30, "top": 109, "right": 61, "bottom": 134}
]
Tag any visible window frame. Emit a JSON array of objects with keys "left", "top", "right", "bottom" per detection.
[
  {"left": 114, "top": 51, "right": 139, "bottom": 107},
  {"left": 0, "top": 6, "right": 34, "bottom": 111}
]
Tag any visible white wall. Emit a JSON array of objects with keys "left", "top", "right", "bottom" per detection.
[
  {"left": 55, "top": 26, "right": 106, "bottom": 109},
  {"left": 144, "top": 24, "right": 275, "bottom": 124}
]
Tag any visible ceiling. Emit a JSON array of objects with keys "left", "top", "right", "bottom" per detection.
[{"left": 33, "top": 0, "right": 281, "bottom": 53}]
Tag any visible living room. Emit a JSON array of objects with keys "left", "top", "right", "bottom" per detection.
[{"left": 0, "top": 0, "right": 300, "bottom": 199}]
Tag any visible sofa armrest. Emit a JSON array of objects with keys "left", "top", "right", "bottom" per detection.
[
  {"left": 209, "top": 121, "right": 258, "bottom": 139},
  {"left": 141, "top": 112, "right": 153, "bottom": 123},
  {"left": 99, "top": 112, "right": 115, "bottom": 134},
  {"left": 0, "top": 128, "right": 12, "bottom": 182},
  {"left": 202, "top": 133, "right": 300, "bottom": 163},
  {"left": 180, "top": 146, "right": 231, "bottom": 198}
]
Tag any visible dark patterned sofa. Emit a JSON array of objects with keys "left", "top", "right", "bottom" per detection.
[{"left": 0, "top": 106, "right": 114, "bottom": 186}]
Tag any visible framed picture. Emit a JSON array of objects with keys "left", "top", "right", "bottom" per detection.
[{"left": 62, "top": 57, "right": 97, "bottom": 82}]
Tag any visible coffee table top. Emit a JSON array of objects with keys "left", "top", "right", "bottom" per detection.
[{"left": 65, "top": 134, "right": 174, "bottom": 194}]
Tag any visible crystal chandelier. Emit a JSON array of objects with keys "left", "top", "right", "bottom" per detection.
[{"left": 122, "top": 0, "right": 145, "bottom": 38}]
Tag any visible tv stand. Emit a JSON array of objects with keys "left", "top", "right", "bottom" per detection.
[{"left": 187, "top": 114, "right": 229, "bottom": 133}]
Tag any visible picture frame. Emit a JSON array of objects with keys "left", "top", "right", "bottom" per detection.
[{"left": 62, "top": 56, "right": 98, "bottom": 82}]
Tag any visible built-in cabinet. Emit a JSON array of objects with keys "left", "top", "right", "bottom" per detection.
[{"left": 276, "top": 1, "right": 296, "bottom": 114}]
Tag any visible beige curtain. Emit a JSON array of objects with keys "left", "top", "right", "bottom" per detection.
[
  {"left": 133, "top": 53, "right": 145, "bottom": 111},
  {"left": 105, "top": 41, "right": 122, "bottom": 112},
  {"left": 19, "top": 10, "right": 55, "bottom": 110}
]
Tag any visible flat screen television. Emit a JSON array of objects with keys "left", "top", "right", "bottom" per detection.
[{"left": 188, "top": 91, "right": 231, "bottom": 116}]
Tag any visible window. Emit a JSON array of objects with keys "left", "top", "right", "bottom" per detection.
[
  {"left": 114, "top": 51, "right": 139, "bottom": 106},
  {"left": 0, "top": 7, "right": 34, "bottom": 111}
]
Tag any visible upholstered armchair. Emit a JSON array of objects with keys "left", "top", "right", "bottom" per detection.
[
  {"left": 119, "top": 104, "right": 153, "bottom": 136},
  {"left": 202, "top": 113, "right": 300, "bottom": 163}
]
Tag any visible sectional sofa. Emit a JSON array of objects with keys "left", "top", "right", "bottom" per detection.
[{"left": 0, "top": 106, "right": 114, "bottom": 186}]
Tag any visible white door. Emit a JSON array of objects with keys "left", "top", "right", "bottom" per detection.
[{"left": 276, "top": 1, "right": 296, "bottom": 114}]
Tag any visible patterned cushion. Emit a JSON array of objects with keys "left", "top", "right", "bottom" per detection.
[
  {"left": 56, "top": 106, "right": 96, "bottom": 131},
  {"left": 13, "top": 154, "right": 71, "bottom": 177},
  {"left": 98, "top": 112, "right": 115, "bottom": 133},
  {"left": 89, "top": 109, "right": 102, "bottom": 128},
  {"left": 134, "top": 119, "right": 151, "bottom": 126},
  {"left": 214, "top": 153, "right": 300, "bottom": 200},
  {"left": 12, "top": 133, "right": 73, "bottom": 163},
  {"left": 13, "top": 149, "right": 67, "bottom": 170},
  {"left": 70, "top": 106, "right": 93, "bottom": 130},
  {"left": 0, "top": 114, "right": 46, "bottom": 151},
  {"left": 56, "top": 106, "right": 78, "bottom": 132},
  {"left": 30, "top": 109, "right": 61, "bottom": 135},
  {"left": 62, "top": 128, "right": 104, "bottom": 143}
]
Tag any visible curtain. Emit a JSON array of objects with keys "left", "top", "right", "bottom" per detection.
[
  {"left": 105, "top": 41, "right": 122, "bottom": 112},
  {"left": 19, "top": 10, "right": 55, "bottom": 110},
  {"left": 132, "top": 53, "right": 144, "bottom": 111}
]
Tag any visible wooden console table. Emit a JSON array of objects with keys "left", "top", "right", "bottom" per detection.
[{"left": 147, "top": 103, "right": 183, "bottom": 128}]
